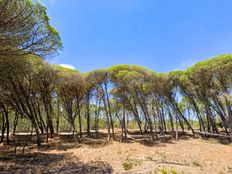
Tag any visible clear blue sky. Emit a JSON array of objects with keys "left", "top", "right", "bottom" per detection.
[{"left": 41, "top": 0, "right": 232, "bottom": 72}]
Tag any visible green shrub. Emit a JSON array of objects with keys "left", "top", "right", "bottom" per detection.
[
  {"left": 122, "top": 162, "right": 133, "bottom": 170},
  {"left": 146, "top": 155, "right": 153, "bottom": 161},
  {"left": 160, "top": 167, "right": 167, "bottom": 174},
  {"left": 170, "top": 169, "right": 178, "bottom": 174},
  {"left": 192, "top": 160, "right": 201, "bottom": 167}
]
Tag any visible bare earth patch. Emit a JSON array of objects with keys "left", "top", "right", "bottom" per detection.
[{"left": 0, "top": 131, "right": 232, "bottom": 174}]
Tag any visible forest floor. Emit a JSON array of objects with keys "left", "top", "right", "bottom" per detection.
[{"left": 0, "top": 129, "right": 232, "bottom": 174}]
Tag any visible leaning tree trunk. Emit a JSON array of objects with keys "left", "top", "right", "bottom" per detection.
[
  {"left": 101, "top": 85, "right": 111, "bottom": 141},
  {"left": 189, "top": 95, "right": 206, "bottom": 132},
  {"left": 169, "top": 97, "right": 195, "bottom": 136},
  {"left": 224, "top": 96, "right": 232, "bottom": 143},
  {"left": 128, "top": 98, "right": 143, "bottom": 134},
  {"left": 139, "top": 99, "right": 155, "bottom": 141},
  {"left": 0, "top": 112, "right": 6, "bottom": 143},
  {"left": 31, "top": 118, "right": 41, "bottom": 146},
  {"left": 13, "top": 112, "right": 18, "bottom": 135},
  {"left": 175, "top": 113, "right": 179, "bottom": 140},
  {"left": 136, "top": 92, "right": 155, "bottom": 141},
  {"left": 204, "top": 101, "right": 218, "bottom": 133},
  {"left": 168, "top": 109, "right": 175, "bottom": 136},
  {"left": 104, "top": 81, "right": 115, "bottom": 140}
]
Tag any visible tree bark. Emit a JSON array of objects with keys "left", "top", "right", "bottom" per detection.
[
  {"left": 101, "top": 85, "right": 111, "bottom": 141},
  {"left": 0, "top": 112, "right": 6, "bottom": 143},
  {"left": 86, "top": 92, "right": 91, "bottom": 137},
  {"left": 104, "top": 81, "right": 115, "bottom": 139},
  {"left": 13, "top": 112, "right": 18, "bottom": 135}
]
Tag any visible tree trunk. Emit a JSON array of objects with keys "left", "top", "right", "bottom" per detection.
[
  {"left": 101, "top": 85, "right": 111, "bottom": 141},
  {"left": 46, "top": 116, "right": 49, "bottom": 143},
  {"left": 169, "top": 97, "right": 195, "bottom": 135},
  {"left": 123, "top": 107, "right": 127, "bottom": 139},
  {"left": 31, "top": 119, "right": 41, "bottom": 146},
  {"left": 5, "top": 111, "right": 9, "bottom": 145},
  {"left": 0, "top": 112, "right": 5, "bottom": 143},
  {"left": 161, "top": 105, "right": 167, "bottom": 133},
  {"left": 56, "top": 100, "right": 60, "bottom": 135},
  {"left": 86, "top": 92, "right": 91, "bottom": 137},
  {"left": 13, "top": 112, "right": 18, "bottom": 135},
  {"left": 175, "top": 113, "right": 178, "bottom": 140},
  {"left": 190, "top": 97, "right": 205, "bottom": 132},
  {"left": 128, "top": 98, "right": 143, "bottom": 134},
  {"left": 224, "top": 96, "right": 232, "bottom": 142},
  {"left": 168, "top": 109, "right": 174, "bottom": 136},
  {"left": 77, "top": 102, "right": 82, "bottom": 138},
  {"left": 104, "top": 81, "right": 115, "bottom": 140},
  {"left": 2, "top": 105, "right": 10, "bottom": 145},
  {"left": 135, "top": 90, "right": 154, "bottom": 141}
]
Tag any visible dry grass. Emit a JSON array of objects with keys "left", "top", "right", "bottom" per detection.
[{"left": 0, "top": 130, "right": 232, "bottom": 174}]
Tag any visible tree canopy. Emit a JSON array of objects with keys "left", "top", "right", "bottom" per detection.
[{"left": 0, "top": 0, "right": 62, "bottom": 58}]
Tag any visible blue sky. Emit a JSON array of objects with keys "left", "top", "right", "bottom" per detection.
[{"left": 41, "top": 0, "right": 232, "bottom": 72}]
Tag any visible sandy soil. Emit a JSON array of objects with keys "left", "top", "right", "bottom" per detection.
[{"left": 0, "top": 131, "right": 232, "bottom": 174}]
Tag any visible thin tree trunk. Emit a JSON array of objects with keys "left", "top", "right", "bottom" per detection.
[
  {"left": 101, "top": 85, "right": 111, "bottom": 141},
  {"left": 123, "top": 107, "right": 127, "bottom": 139},
  {"left": 104, "top": 81, "right": 115, "bottom": 139},
  {"left": 2, "top": 105, "right": 10, "bottom": 145},
  {"left": 13, "top": 112, "right": 18, "bottom": 135},
  {"left": 161, "top": 105, "right": 167, "bottom": 133},
  {"left": 46, "top": 115, "right": 49, "bottom": 143},
  {"left": 175, "top": 113, "right": 178, "bottom": 140},
  {"left": 169, "top": 97, "right": 195, "bottom": 135},
  {"left": 86, "top": 92, "right": 91, "bottom": 137},
  {"left": 0, "top": 112, "right": 5, "bottom": 143},
  {"left": 31, "top": 119, "right": 41, "bottom": 146},
  {"left": 190, "top": 96, "right": 205, "bottom": 132},
  {"left": 128, "top": 98, "right": 143, "bottom": 134},
  {"left": 224, "top": 96, "right": 232, "bottom": 142},
  {"left": 168, "top": 109, "right": 174, "bottom": 136},
  {"left": 56, "top": 100, "right": 60, "bottom": 135},
  {"left": 5, "top": 111, "right": 9, "bottom": 145},
  {"left": 77, "top": 102, "right": 82, "bottom": 138}
]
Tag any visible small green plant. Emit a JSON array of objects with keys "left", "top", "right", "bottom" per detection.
[
  {"left": 146, "top": 155, "right": 153, "bottom": 161},
  {"left": 170, "top": 169, "right": 178, "bottom": 174},
  {"left": 122, "top": 162, "right": 133, "bottom": 170},
  {"left": 160, "top": 167, "right": 168, "bottom": 174},
  {"left": 192, "top": 160, "right": 201, "bottom": 167}
]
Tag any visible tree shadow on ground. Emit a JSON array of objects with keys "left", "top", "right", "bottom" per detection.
[
  {"left": 10, "top": 131, "right": 200, "bottom": 151},
  {"left": 125, "top": 131, "right": 180, "bottom": 147},
  {"left": 0, "top": 150, "right": 113, "bottom": 174},
  {"left": 201, "top": 136, "right": 231, "bottom": 145}
]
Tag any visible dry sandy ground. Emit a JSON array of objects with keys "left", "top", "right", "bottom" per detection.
[{"left": 0, "top": 131, "right": 232, "bottom": 174}]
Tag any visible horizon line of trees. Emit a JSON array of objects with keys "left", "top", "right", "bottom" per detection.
[{"left": 0, "top": 54, "right": 232, "bottom": 146}]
